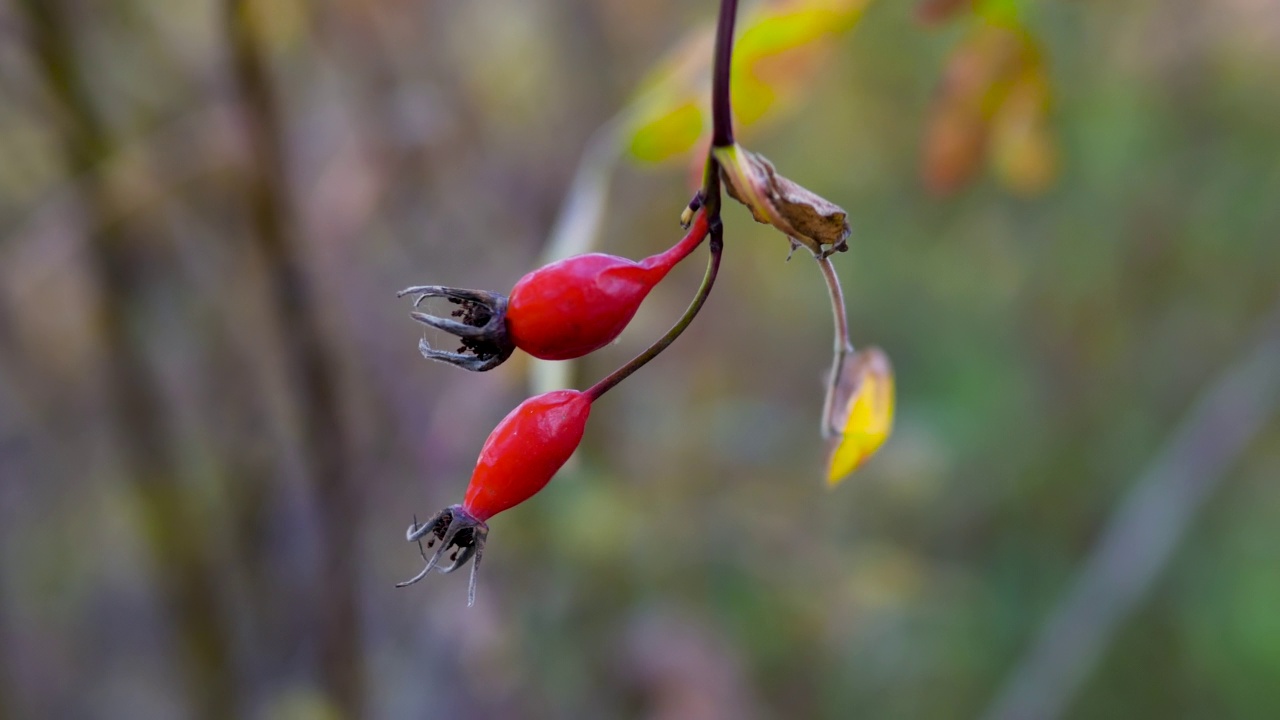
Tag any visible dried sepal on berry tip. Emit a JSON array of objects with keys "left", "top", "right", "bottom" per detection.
[
  {"left": 398, "top": 285, "right": 515, "bottom": 372},
  {"left": 397, "top": 504, "right": 489, "bottom": 607}
]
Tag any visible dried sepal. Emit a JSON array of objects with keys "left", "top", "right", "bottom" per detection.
[
  {"left": 680, "top": 190, "right": 705, "bottom": 229},
  {"left": 713, "top": 143, "right": 851, "bottom": 258},
  {"left": 398, "top": 285, "right": 515, "bottom": 371},
  {"left": 825, "top": 347, "right": 895, "bottom": 485},
  {"left": 397, "top": 504, "right": 489, "bottom": 607}
]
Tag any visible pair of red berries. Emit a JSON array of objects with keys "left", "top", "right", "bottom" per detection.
[{"left": 397, "top": 211, "right": 710, "bottom": 604}]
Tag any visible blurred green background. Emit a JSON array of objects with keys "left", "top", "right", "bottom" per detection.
[{"left": 2, "top": 0, "right": 1279, "bottom": 718}]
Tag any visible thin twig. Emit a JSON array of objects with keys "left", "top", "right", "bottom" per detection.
[
  {"left": 572, "top": 0, "right": 740, "bottom": 401},
  {"left": 711, "top": 0, "right": 739, "bottom": 147},
  {"left": 982, "top": 300, "right": 1280, "bottom": 720},
  {"left": 586, "top": 203, "right": 722, "bottom": 402},
  {"left": 818, "top": 254, "right": 855, "bottom": 438}
]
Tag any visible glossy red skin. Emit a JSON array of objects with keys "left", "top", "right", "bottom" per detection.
[
  {"left": 463, "top": 390, "right": 592, "bottom": 521},
  {"left": 505, "top": 211, "right": 709, "bottom": 360}
]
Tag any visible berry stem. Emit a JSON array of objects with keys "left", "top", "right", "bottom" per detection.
[
  {"left": 819, "top": 254, "right": 856, "bottom": 438},
  {"left": 586, "top": 170, "right": 725, "bottom": 402},
  {"left": 585, "top": 0, "right": 738, "bottom": 403},
  {"left": 639, "top": 209, "right": 711, "bottom": 274},
  {"left": 711, "top": 0, "right": 738, "bottom": 148}
]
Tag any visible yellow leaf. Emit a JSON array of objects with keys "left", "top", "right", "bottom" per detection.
[
  {"left": 826, "top": 347, "right": 895, "bottom": 485},
  {"left": 737, "top": 1, "right": 867, "bottom": 60},
  {"left": 990, "top": 69, "right": 1056, "bottom": 194},
  {"left": 628, "top": 102, "right": 706, "bottom": 163},
  {"left": 992, "top": 119, "right": 1056, "bottom": 195},
  {"left": 622, "top": 30, "right": 715, "bottom": 163}
]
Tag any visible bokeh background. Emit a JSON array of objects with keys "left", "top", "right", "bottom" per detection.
[{"left": 2, "top": 0, "right": 1280, "bottom": 718}]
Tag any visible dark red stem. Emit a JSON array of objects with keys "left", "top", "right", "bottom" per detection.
[
  {"left": 586, "top": 174, "right": 724, "bottom": 402},
  {"left": 583, "top": 0, "right": 737, "bottom": 403},
  {"left": 711, "top": 0, "right": 738, "bottom": 148}
]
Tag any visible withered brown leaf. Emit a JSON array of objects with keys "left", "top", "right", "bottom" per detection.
[{"left": 717, "top": 145, "right": 851, "bottom": 258}]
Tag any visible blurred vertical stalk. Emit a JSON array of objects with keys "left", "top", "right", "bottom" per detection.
[
  {"left": 224, "top": 2, "right": 363, "bottom": 715},
  {"left": 531, "top": 118, "right": 623, "bottom": 395},
  {"left": 0, "top": 308, "right": 21, "bottom": 720},
  {"left": 983, "top": 300, "right": 1280, "bottom": 720},
  {"left": 17, "top": 1, "right": 237, "bottom": 718}
]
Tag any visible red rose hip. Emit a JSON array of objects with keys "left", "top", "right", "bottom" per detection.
[
  {"left": 464, "top": 389, "right": 591, "bottom": 519},
  {"left": 399, "top": 210, "right": 708, "bottom": 370},
  {"left": 397, "top": 390, "right": 592, "bottom": 605}
]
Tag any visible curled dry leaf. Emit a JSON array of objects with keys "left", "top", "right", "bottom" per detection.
[
  {"left": 825, "top": 347, "right": 895, "bottom": 485},
  {"left": 713, "top": 144, "right": 851, "bottom": 258}
]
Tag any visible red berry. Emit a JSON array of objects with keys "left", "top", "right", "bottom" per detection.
[
  {"left": 394, "top": 210, "right": 709, "bottom": 605},
  {"left": 508, "top": 214, "right": 707, "bottom": 359},
  {"left": 463, "top": 389, "right": 592, "bottom": 520},
  {"left": 400, "top": 210, "right": 709, "bottom": 370},
  {"left": 397, "top": 389, "right": 592, "bottom": 605}
]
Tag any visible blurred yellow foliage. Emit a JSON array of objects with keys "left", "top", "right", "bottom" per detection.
[
  {"left": 826, "top": 347, "right": 895, "bottom": 485},
  {"left": 922, "top": 19, "right": 1056, "bottom": 195},
  {"left": 628, "top": 101, "right": 705, "bottom": 163},
  {"left": 990, "top": 69, "right": 1057, "bottom": 194},
  {"left": 238, "top": 0, "right": 308, "bottom": 51},
  {"left": 622, "top": 0, "right": 873, "bottom": 163}
]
